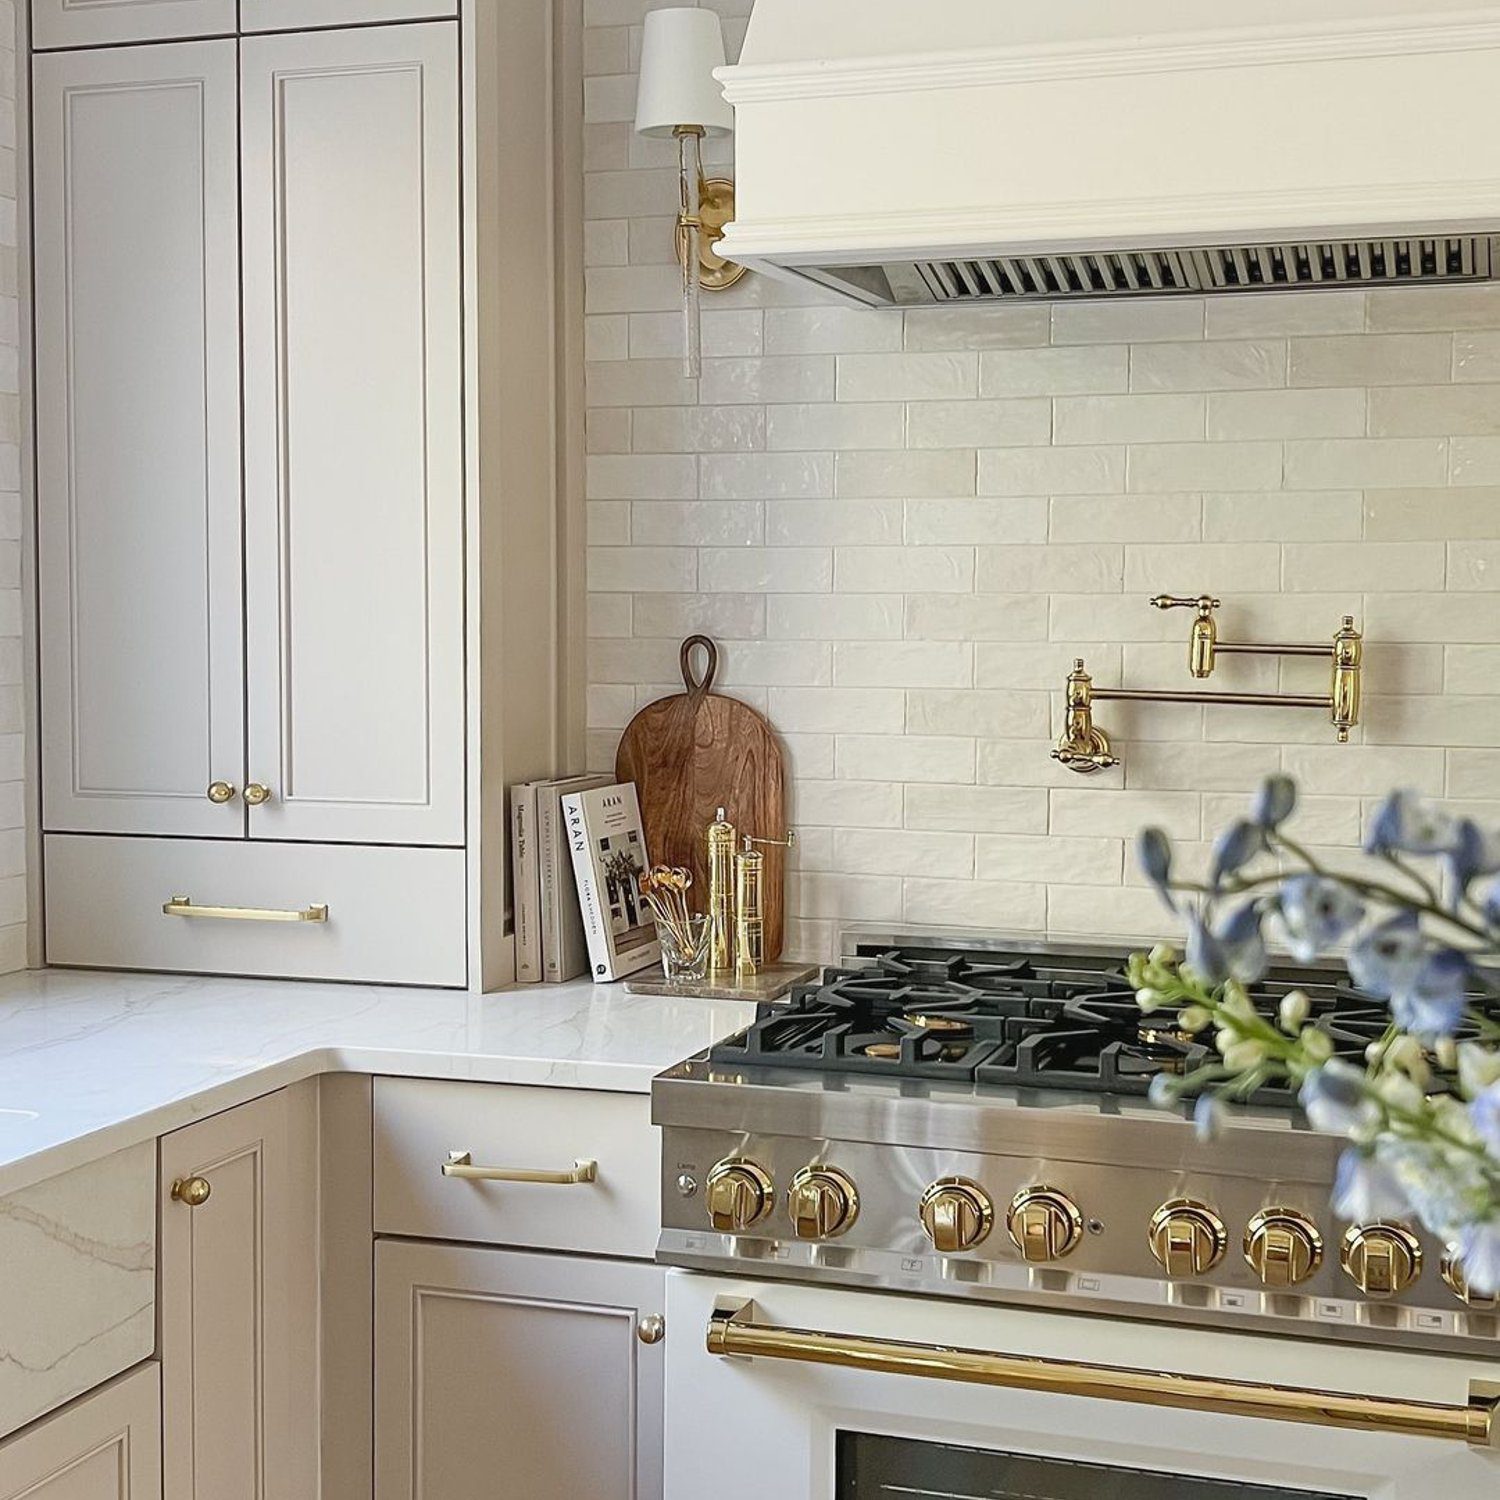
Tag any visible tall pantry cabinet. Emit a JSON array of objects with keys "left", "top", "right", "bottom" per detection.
[{"left": 26, "top": 3, "right": 572, "bottom": 988}]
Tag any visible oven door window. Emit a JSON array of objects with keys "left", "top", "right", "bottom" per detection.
[{"left": 837, "top": 1433, "right": 1355, "bottom": 1500}]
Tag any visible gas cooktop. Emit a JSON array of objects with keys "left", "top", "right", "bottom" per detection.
[{"left": 709, "top": 944, "right": 1439, "bottom": 1105}]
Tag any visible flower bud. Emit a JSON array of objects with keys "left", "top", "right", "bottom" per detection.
[
  {"left": 1278, "top": 990, "right": 1311, "bottom": 1033},
  {"left": 1179, "top": 1005, "right": 1212, "bottom": 1033},
  {"left": 1300, "top": 1028, "right": 1334, "bottom": 1064},
  {"left": 1222, "top": 1039, "right": 1269, "bottom": 1072}
]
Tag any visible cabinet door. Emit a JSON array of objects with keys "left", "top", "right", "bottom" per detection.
[
  {"left": 0, "top": 1364, "right": 160, "bottom": 1500},
  {"left": 241, "top": 0, "right": 457, "bottom": 30},
  {"left": 159, "top": 1088, "right": 319, "bottom": 1500},
  {"left": 34, "top": 43, "right": 244, "bottom": 840},
  {"left": 240, "top": 23, "right": 465, "bottom": 847},
  {"left": 375, "top": 1241, "right": 665, "bottom": 1500},
  {"left": 31, "top": 0, "right": 233, "bottom": 50}
]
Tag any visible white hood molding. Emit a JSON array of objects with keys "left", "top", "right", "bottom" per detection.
[{"left": 715, "top": 1, "right": 1500, "bottom": 304}]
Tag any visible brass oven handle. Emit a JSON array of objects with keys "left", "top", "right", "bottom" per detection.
[
  {"left": 163, "top": 896, "right": 329, "bottom": 924},
  {"left": 441, "top": 1150, "right": 598, "bottom": 1185},
  {"left": 705, "top": 1302, "right": 1500, "bottom": 1449}
]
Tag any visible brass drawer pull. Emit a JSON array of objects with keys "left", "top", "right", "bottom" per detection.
[
  {"left": 441, "top": 1150, "right": 598, "bottom": 1185},
  {"left": 244, "top": 783, "right": 273, "bottom": 806},
  {"left": 706, "top": 1302, "right": 1500, "bottom": 1449},
  {"left": 170, "top": 1175, "right": 212, "bottom": 1208},
  {"left": 206, "top": 781, "right": 237, "bottom": 804},
  {"left": 163, "top": 896, "right": 329, "bottom": 924}
]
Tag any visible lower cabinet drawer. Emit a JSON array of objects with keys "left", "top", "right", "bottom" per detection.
[
  {"left": 0, "top": 1363, "right": 161, "bottom": 1500},
  {"left": 374, "top": 1078, "right": 659, "bottom": 1259},
  {"left": 44, "top": 834, "right": 467, "bottom": 986}
]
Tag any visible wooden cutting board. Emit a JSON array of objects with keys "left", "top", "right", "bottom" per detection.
[{"left": 615, "top": 635, "right": 788, "bottom": 960}]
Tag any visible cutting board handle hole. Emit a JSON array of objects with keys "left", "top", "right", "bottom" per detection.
[{"left": 680, "top": 634, "right": 719, "bottom": 695}]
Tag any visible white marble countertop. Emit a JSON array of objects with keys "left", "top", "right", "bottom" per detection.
[{"left": 0, "top": 968, "right": 757, "bottom": 1197}]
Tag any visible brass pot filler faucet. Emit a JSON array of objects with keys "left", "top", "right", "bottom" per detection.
[{"left": 1053, "top": 594, "right": 1363, "bottom": 775}]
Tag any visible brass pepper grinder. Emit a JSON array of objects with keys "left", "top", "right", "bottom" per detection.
[
  {"left": 734, "top": 831, "right": 796, "bottom": 977},
  {"left": 706, "top": 808, "right": 737, "bottom": 977}
]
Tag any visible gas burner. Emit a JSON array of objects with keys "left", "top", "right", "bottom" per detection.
[{"left": 708, "top": 943, "right": 1489, "bottom": 1105}]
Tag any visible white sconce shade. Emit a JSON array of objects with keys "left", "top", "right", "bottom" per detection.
[{"left": 635, "top": 7, "right": 734, "bottom": 137}]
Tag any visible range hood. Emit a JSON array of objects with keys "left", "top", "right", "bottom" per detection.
[{"left": 714, "top": 0, "right": 1500, "bottom": 305}]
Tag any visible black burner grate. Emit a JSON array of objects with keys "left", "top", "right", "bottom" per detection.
[{"left": 708, "top": 946, "right": 1469, "bottom": 1104}]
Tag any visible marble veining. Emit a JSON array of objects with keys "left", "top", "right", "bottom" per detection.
[
  {"left": 0, "top": 968, "right": 757, "bottom": 1197},
  {"left": 0, "top": 1139, "right": 155, "bottom": 1439}
]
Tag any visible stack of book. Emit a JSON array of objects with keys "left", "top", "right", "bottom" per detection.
[{"left": 510, "top": 777, "right": 660, "bottom": 984}]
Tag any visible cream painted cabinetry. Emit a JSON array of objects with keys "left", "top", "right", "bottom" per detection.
[
  {"left": 0, "top": 1365, "right": 161, "bottom": 1500},
  {"left": 242, "top": 0, "right": 458, "bottom": 30},
  {"left": 375, "top": 1242, "right": 665, "bottom": 1500},
  {"left": 34, "top": 22, "right": 471, "bottom": 985},
  {"left": 158, "top": 1088, "right": 320, "bottom": 1500},
  {"left": 30, "top": 0, "right": 233, "bottom": 49}
]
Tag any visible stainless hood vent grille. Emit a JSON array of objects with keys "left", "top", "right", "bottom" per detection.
[{"left": 895, "top": 237, "right": 1498, "bottom": 304}]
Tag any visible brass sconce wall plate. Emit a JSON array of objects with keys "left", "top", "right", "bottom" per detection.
[
  {"left": 677, "top": 177, "right": 747, "bottom": 290},
  {"left": 1053, "top": 596, "right": 1364, "bottom": 775}
]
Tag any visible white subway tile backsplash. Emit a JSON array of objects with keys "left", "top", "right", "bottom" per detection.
[{"left": 583, "top": 16, "right": 1500, "bottom": 958}]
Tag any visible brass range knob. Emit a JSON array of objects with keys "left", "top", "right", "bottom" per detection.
[
  {"left": 1341, "top": 1223, "right": 1423, "bottom": 1297},
  {"left": 919, "top": 1178, "right": 994, "bottom": 1254},
  {"left": 705, "top": 1158, "right": 774, "bottom": 1233},
  {"left": 1007, "top": 1186, "right": 1084, "bottom": 1263},
  {"left": 170, "top": 1175, "right": 212, "bottom": 1208},
  {"left": 1244, "top": 1209, "right": 1323, "bottom": 1287},
  {"left": 787, "top": 1166, "right": 859, "bottom": 1240},
  {"left": 243, "top": 783, "right": 273, "bottom": 806},
  {"left": 1149, "top": 1199, "right": 1227, "bottom": 1278},
  {"left": 206, "top": 781, "right": 236, "bottom": 804},
  {"left": 1441, "top": 1252, "right": 1499, "bottom": 1311}
]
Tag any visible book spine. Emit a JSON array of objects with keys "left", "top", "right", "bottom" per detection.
[
  {"left": 564, "top": 794, "right": 613, "bottom": 982},
  {"left": 539, "top": 789, "right": 560, "bottom": 981},
  {"left": 511, "top": 783, "right": 541, "bottom": 983}
]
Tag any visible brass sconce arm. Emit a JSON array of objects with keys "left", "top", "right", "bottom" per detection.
[{"left": 1054, "top": 603, "right": 1364, "bottom": 775}]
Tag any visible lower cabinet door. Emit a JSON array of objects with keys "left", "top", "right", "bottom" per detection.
[
  {"left": 159, "top": 1088, "right": 319, "bottom": 1500},
  {"left": 375, "top": 1241, "right": 665, "bottom": 1500},
  {"left": 0, "top": 1364, "right": 160, "bottom": 1500}
]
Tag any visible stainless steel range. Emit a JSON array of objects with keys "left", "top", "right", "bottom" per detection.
[{"left": 655, "top": 933, "right": 1499, "bottom": 1354}]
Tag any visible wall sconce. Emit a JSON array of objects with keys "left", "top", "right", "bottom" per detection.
[
  {"left": 635, "top": 6, "right": 746, "bottom": 377},
  {"left": 1053, "top": 596, "right": 1364, "bottom": 775}
]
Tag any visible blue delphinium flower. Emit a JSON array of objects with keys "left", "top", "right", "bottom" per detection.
[
  {"left": 1299, "top": 1060, "right": 1378, "bottom": 1135},
  {"left": 1472, "top": 1081, "right": 1500, "bottom": 1155},
  {"left": 1333, "top": 1149, "right": 1409, "bottom": 1222},
  {"left": 1210, "top": 819, "right": 1263, "bottom": 890},
  {"left": 1448, "top": 818, "right": 1500, "bottom": 893},
  {"left": 1185, "top": 909, "right": 1227, "bottom": 985},
  {"left": 1193, "top": 1093, "right": 1225, "bottom": 1143},
  {"left": 1250, "top": 773, "right": 1297, "bottom": 831},
  {"left": 1389, "top": 947, "right": 1471, "bottom": 1039},
  {"left": 1137, "top": 827, "right": 1175, "bottom": 913},
  {"left": 1365, "top": 788, "right": 1457, "bottom": 858},
  {"left": 1276, "top": 874, "right": 1365, "bottom": 963},
  {"left": 1456, "top": 1218, "right": 1500, "bottom": 1295},
  {"left": 1347, "top": 912, "right": 1428, "bottom": 1000},
  {"left": 1217, "top": 900, "right": 1269, "bottom": 985}
]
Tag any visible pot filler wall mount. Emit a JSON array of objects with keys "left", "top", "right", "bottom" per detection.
[{"left": 1052, "top": 596, "right": 1364, "bottom": 775}]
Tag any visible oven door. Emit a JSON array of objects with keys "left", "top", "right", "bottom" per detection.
[{"left": 664, "top": 1272, "right": 1500, "bottom": 1500}]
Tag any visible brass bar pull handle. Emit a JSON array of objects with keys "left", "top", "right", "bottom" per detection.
[
  {"left": 441, "top": 1150, "right": 598, "bottom": 1185},
  {"left": 705, "top": 1302, "right": 1500, "bottom": 1449},
  {"left": 163, "top": 896, "right": 329, "bottom": 924}
]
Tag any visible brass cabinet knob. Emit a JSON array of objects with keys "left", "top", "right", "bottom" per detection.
[
  {"left": 920, "top": 1178, "right": 994, "bottom": 1254},
  {"left": 705, "top": 1159, "right": 774, "bottom": 1233},
  {"left": 1440, "top": 1252, "right": 1498, "bottom": 1310},
  {"left": 1341, "top": 1222, "right": 1422, "bottom": 1297},
  {"left": 1007, "top": 1186, "right": 1084, "bottom": 1264},
  {"left": 1244, "top": 1208, "right": 1323, "bottom": 1287},
  {"left": 171, "top": 1175, "right": 212, "bottom": 1208},
  {"left": 787, "top": 1166, "right": 859, "bottom": 1241},
  {"left": 1149, "top": 1198, "right": 1228, "bottom": 1279},
  {"left": 243, "top": 783, "right": 273, "bottom": 806},
  {"left": 206, "top": 781, "right": 236, "bottom": 804},
  {"left": 636, "top": 1315, "right": 666, "bottom": 1345}
]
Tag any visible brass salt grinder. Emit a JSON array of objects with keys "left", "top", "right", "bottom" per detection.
[
  {"left": 706, "top": 808, "right": 737, "bottom": 977},
  {"left": 734, "top": 831, "right": 796, "bottom": 977}
]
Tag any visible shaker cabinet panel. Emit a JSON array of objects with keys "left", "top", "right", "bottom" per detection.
[
  {"left": 34, "top": 42, "right": 245, "bottom": 841},
  {"left": 159, "top": 1088, "right": 319, "bottom": 1500},
  {"left": 375, "top": 1241, "right": 666, "bottom": 1500},
  {"left": 241, "top": 0, "right": 458, "bottom": 30},
  {"left": 240, "top": 23, "right": 465, "bottom": 847},
  {"left": 31, "top": 0, "right": 234, "bottom": 50},
  {"left": 0, "top": 1364, "right": 161, "bottom": 1500}
]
